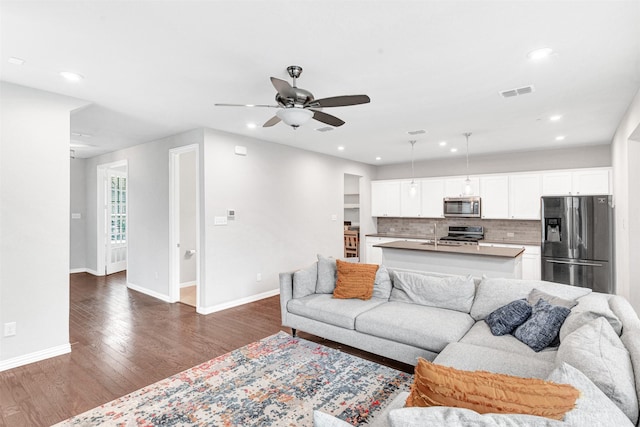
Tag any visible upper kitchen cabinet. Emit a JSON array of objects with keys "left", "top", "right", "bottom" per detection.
[
  {"left": 479, "top": 175, "right": 509, "bottom": 219},
  {"left": 444, "top": 177, "right": 480, "bottom": 197},
  {"left": 420, "top": 178, "right": 445, "bottom": 218},
  {"left": 542, "top": 168, "right": 611, "bottom": 195},
  {"left": 400, "top": 181, "right": 422, "bottom": 217},
  {"left": 509, "top": 173, "right": 542, "bottom": 219},
  {"left": 371, "top": 180, "right": 401, "bottom": 217}
]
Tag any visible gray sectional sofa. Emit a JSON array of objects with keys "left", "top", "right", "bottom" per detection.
[{"left": 279, "top": 256, "right": 640, "bottom": 426}]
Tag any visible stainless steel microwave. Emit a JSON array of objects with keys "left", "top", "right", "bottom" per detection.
[{"left": 443, "top": 197, "right": 481, "bottom": 218}]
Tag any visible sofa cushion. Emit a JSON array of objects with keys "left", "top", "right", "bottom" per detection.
[
  {"left": 372, "top": 265, "right": 393, "bottom": 300},
  {"left": 435, "top": 342, "right": 555, "bottom": 379},
  {"left": 486, "top": 299, "right": 532, "bottom": 336},
  {"left": 556, "top": 317, "right": 638, "bottom": 423},
  {"left": 333, "top": 259, "right": 378, "bottom": 300},
  {"left": 514, "top": 299, "right": 571, "bottom": 352},
  {"left": 460, "top": 321, "right": 558, "bottom": 362},
  {"left": 405, "top": 358, "right": 579, "bottom": 421},
  {"left": 355, "top": 301, "right": 474, "bottom": 353},
  {"left": 470, "top": 278, "right": 591, "bottom": 321},
  {"left": 388, "top": 406, "right": 564, "bottom": 427},
  {"left": 390, "top": 271, "right": 475, "bottom": 313},
  {"left": 292, "top": 262, "right": 318, "bottom": 299},
  {"left": 559, "top": 293, "right": 622, "bottom": 340},
  {"left": 528, "top": 288, "right": 578, "bottom": 309},
  {"left": 287, "top": 294, "right": 385, "bottom": 329},
  {"left": 547, "top": 363, "right": 634, "bottom": 427}
]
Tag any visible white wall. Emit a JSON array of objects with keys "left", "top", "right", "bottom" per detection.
[
  {"left": 200, "top": 129, "right": 376, "bottom": 312},
  {"left": 0, "top": 82, "right": 88, "bottom": 369},
  {"left": 612, "top": 88, "right": 640, "bottom": 312},
  {"left": 375, "top": 144, "right": 611, "bottom": 180},
  {"left": 70, "top": 158, "right": 87, "bottom": 271}
]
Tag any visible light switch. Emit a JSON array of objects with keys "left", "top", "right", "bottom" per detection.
[
  {"left": 331, "top": 214, "right": 337, "bottom": 221},
  {"left": 71, "top": 213, "right": 81, "bottom": 219}
]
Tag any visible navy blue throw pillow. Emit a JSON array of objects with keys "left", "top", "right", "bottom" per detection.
[
  {"left": 514, "top": 299, "right": 571, "bottom": 352},
  {"left": 486, "top": 299, "right": 532, "bottom": 336}
]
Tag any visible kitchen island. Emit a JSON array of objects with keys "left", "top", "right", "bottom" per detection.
[{"left": 375, "top": 240, "right": 524, "bottom": 278}]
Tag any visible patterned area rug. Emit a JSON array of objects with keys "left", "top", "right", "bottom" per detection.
[{"left": 55, "top": 331, "right": 412, "bottom": 426}]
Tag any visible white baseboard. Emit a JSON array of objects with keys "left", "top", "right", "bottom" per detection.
[
  {"left": 0, "top": 343, "right": 71, "bottom": 372},
  {"left": 127, "top": 282, "right": 172, "bottom": 303},
  {"left": 198, "top": 288, "right": 280, "bottom": 315},
  {"left": 180, "top": 281, "right": 197, "bottom": 288},
  {"left": 69, "top": 268, "right": 102, "bottom": 276}
]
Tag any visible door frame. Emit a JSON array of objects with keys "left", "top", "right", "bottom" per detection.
[
  {"left": 96, "top": 159, "right": 128, "bottom": 276},
  {"left": 169, "top": 144, "right": 201, "bottom": 307}
]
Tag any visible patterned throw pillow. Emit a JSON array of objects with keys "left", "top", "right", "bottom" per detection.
[
  {"left": 405, "top": 358, "right": 579, "bottom": 421},
  {"left": 485, "top": 299, "right": 532, "bottom": 336},
  {"left": 332, "top": 259, "right": 378, "bottom": 300},
  {"left": 514, "top": 299, "right": 571, "bottom": 352}
]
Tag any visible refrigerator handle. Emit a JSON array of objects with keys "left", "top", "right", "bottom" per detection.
[{"left": 545, "top": 259, "right": 603, "bottom": 267}]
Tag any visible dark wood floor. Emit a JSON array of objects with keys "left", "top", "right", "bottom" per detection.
[{"left": 0, "top": 271, "right": 411, "bottom": 426}]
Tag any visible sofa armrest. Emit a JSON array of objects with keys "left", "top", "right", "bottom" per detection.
[{"left": 279, "top": 271, "right": 295, "bottom": 326}]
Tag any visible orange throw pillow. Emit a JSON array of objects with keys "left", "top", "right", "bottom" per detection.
[
  {"left": 333, "top": 260, "right": 378, "bottom": 300},
  {"left": 406, "top": 358, "right": 579, "bottom": 421}
]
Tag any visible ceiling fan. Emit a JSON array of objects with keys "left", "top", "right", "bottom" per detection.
[{"left": 215, "top": 65, "right": 370, "bottom": 129}]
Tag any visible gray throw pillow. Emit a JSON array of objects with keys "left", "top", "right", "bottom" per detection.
[
  {"left": 292, "top": 262, "right": 318, "bottom": 299},
  {"left": 390, "top": 271, "right": 476, "bottom": 313},
  {"left": 486, "top": 299, "right": 532, "bottom": 336},
  {"left": 372, "top": 265, "right": 392, "bottom": 299},
  {"left": 514, "top": 299, "right": 571, "bottom": 352},
  {"left": 316, "top": 254, "right": 337, "bottom": 294},
  {"left": 528, "top": 288, "right": 578, "bottom": 309}
]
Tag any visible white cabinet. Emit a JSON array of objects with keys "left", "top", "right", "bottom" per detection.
[
  {"left": 542, "top": 168, "right": 611, "bottom": 196},
  {"left": 365, "top": 236, "right": 430, "bottom": 264},
  {"left": 371, "top": 181, "right": 401, "bottom": 217},
  {"left": 479, "top": 175, "right": 509, "bottom": 219},
  {"left": 400, "top": 181, "right": 422, "bottom": 217},
  {"left": 420, "top": 178, "right": 445, "bottom": 218},
  {"left": 479, "top": 243, "right": 541, "bottom": 280},
  {"left": 508, "top": 173, "right": 542, "bottom": 219},
  {"left": 572, "top": 169, "right": 611, "bottom": 195},
  {"left": 444, "top": 177, "right": 480, "bottom": 197}
]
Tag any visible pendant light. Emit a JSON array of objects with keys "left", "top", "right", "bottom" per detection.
[
  {"left": 409, "top": 140, "right": 417, "bottom": 197},
  {"left": 463, "top": 132, "right": 473, "bottom": 195}
]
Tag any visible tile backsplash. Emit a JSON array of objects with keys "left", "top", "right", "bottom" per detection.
[{"left": 377, "top": 217, "right": 541, "bottom": 244}]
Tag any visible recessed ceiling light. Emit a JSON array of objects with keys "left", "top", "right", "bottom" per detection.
[
  {"left": 549, "top": 115, "right": 563, "bottom": 121},
  {"left": 60, "top": 71, "right": 84, "bottom": 82},
  {"left": 338, "top": 146, "right": 345, "bottom": 151},
  {"left": 8, "top": 57, "right": 25, "bottom": 65},
  {"left": 450, "top": 148, "right": 458, "bottom": 153},
  {"left": 527, "top": 47, "right": 554, "bottom": 60},
  {"left": 246, "top": 123, "right": 257, "bottom": 129},
  {"left": 555, "top": 135, "right": 566, "bottom": 141},
  {"left": 439, "top": 141, "right": 447, "bottom": 147},
  {"left": 375, "top": 156, "right": 381, "bottom": 161}
]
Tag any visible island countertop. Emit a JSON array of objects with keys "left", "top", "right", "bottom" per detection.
[{"left": 374, "top": 240, "right": 524, "bottom": 258}]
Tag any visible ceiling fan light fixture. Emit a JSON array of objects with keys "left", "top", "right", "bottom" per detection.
[{"left": 276, "top": 108, "right": 313, "bottom": 128}]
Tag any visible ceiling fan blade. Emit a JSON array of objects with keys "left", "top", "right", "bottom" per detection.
[
  {"left": 263, "top": 115, "right": 281, "bottom": 127},
  {"left": 214, "top": 103, "right": 278, "bottom": 108},
  {"left": 310, "top": 109, "right": 345, "bottom": 127},
  {"left": 270, "top": 77, "right": 296, "bottom": 99},
  {"left": 306, "top": 95, "right": 370, "bottom": 108}
]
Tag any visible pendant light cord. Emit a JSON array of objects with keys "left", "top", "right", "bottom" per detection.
[
  {"left": 464, "top": 132, "right": 471, "bottom": 179},
  {"left": 410, "top": 140, "right": 416, "bottom": 184}
]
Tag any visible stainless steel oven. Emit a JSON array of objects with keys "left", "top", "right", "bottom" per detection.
[{"left": 443, "top": 197, "right": 481, "bottom": 218}]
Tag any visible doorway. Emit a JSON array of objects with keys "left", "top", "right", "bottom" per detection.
[
  {"left": 344, "top": 174, "right": 362, "bottom": 260},
  {"left": 169, "top": 145, "right": 200, "bottom": 309},
  {"left": 97, "top": 160, "right": 128, "bottom": 276}
]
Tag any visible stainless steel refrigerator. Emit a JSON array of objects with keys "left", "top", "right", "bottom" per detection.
[{"left": 541, "top": 195, "right": 614, "bottom": 293}]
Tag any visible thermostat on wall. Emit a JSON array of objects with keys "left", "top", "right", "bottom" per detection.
[{"left": 227, "top": 209, "right": 236, "bottom": 219}]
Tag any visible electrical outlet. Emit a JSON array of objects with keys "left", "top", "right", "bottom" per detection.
[
  {"left": 256, "top": 273, "right": 262, "bottom": 282},
  {"left": 4, "top": 322, "right": 16, "bottom": 337},
  {"left": 507, "top": 232, "right": 515, "bottom": 238},
  {"left": 389, "top": 227, "right": 395, "bottom": 232}
]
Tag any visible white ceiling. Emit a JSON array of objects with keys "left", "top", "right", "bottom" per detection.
[{"left": 1, "top": 1, "right": 639, "bottom": 164}]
